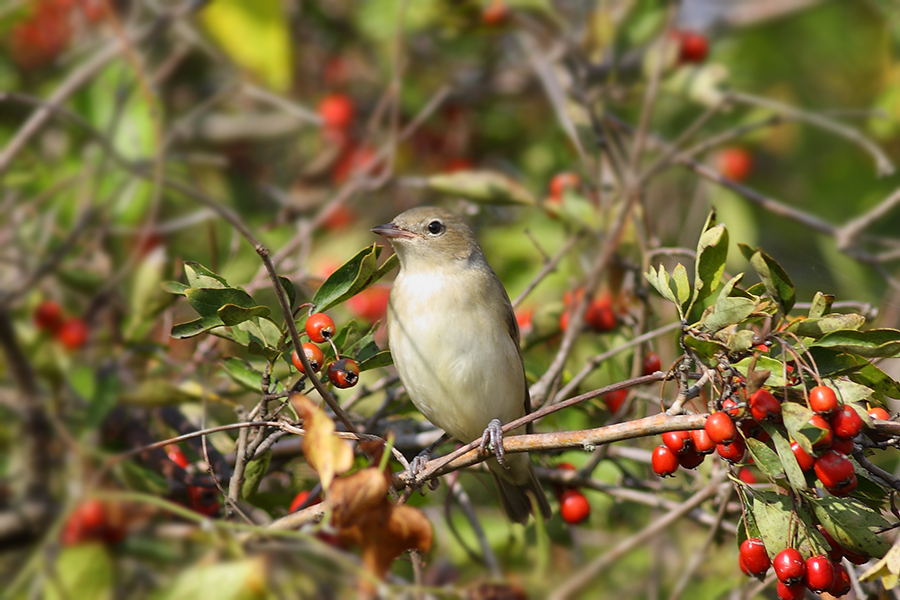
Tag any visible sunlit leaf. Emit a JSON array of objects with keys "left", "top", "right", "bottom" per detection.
[
  {"left": 44, "top": 543, "right": 113, "bottom": 600},
  {"left": 811, "top": 496, "right": 891, "bottom": 559},
  {"left": 783, "top": 313, "right": 866, "bottom": 338},
  {"left": 312, "top": 245, "right": 395, "bottom": 313},
  {"left": 739, "top": 244, "right": 796, "bottom": 315},
  {"left": 811, "top": 328, "right": 900, "bottom": 358},
  {"left": 426, "top": 170, "right": 537, "bottom": 205}
]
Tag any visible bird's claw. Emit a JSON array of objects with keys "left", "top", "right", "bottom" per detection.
[{"left": 479, "top": 418, "right": 506, "bottom": 468}]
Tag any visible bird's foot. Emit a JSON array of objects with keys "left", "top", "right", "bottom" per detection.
[{"left": 479, "top": 418, "right": 506, "bottom": 468}]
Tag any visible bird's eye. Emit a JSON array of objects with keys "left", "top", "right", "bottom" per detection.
[{"left": 427, "top": 220, "right": 445, "bottom": 235}]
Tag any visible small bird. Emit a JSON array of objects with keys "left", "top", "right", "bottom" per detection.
[{"left": 372, "top": 206, "right": 551, "bottom": 523}]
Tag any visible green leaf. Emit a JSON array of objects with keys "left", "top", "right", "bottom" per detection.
[
  {"left": 739, "top": 244, "right": 796, "bottom": 315},
  {"left": 849, "top": 361, "right": 900, "bottom": 402},
  {"left": 186, "top": 288, "right": 260, "bottom": 318},
  {"left": 671, "top": 263, "right": 691, "bottom": 309},
  {"left": 693, "top": 219, "right": 729, "bottom": 312},
  {"left": 120, "top": 380, "right": 202, "bottom": 407},
  {"left": 781, "top": 402, "right": 824, "bottom": 457},
  {"left": 241, "top": 452, "right": 271, "bottom": 499},
  {"left": 426, "top": 170, "right": 537, "bottom": 205},
  {"left": 157, "top": 557, "right": 267, "bottom": 600},
  {"left": 84, "top": 371, "right": 119, "bottom": 433},
  {"left": 682, "top": 335, "right": 727, "bottom": 367},
  {"left": 702, "top": 295, "right": 756, "bottom": 333},
  {"left": 202, "top": 0, "right": 292, "bottom": 91},
  {"left": 183, "top": 262, "right": 229, "bottom": 289},
  {"left": 163, "top": 281, "right": 190, "bottom": 296},
  {"left": 312, "top": 244, "right": 395, "bottom": 313},
  {"left": 217, "top": 303, "right": 271, "bottom": 326},
  {"left": 784, "top": 313, "right": 866, "bottom": 339},
  {"left": 44, "top": 543, "right": 113, "bottom": 600},
  {"left": 733, "top": 355, "right": 790, "bottom": 388},
  {"left": 753, "top": 490, "right": 828, "bottom": 559},
  {"left": 746, "top": 437, "right": 786, "bottom": 482},
  {"left": 248, "top": 340, "right": 281, "bottom": 360},
  {"left": 725, "top": 329, "right": 756, "bottom": 354},
  {"left": 760, "top": 422, "right": 808, "bottom": 492},
  {"left": 277, "top": 276, "right": 296, "bottom": 310},
  {"left": 828, "top": 380, "right": 875, "bottom": 406},
  {"left": 645, "top": 265, "right": 679, "bottom": 306},
  {"left": 222, "top": 358, "right": 268, "bottom": 393},
  {"left": 171, "top": 316, "right": 223, "bottom": 339},
  {"left": 359, "top": 350, "right": 393, "bottom": 372},
  {"left": 811, "top": 328, "right": 900, "bottom": 358},
  {"left": 811, "top": 496, "right": 891, "bottom": 559},
  {"left": 808, "top": 292, "right": 834, "bottom": 319}
]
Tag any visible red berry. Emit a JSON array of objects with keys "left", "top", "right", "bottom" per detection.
[
  {"left": 716, "top": 147, "right": 753, "bottom": 182},
  {"left": 831, "top": 436, "right": 854, "bottom": 455},
  {"left": 818, "top": 528, "right": 844, "bottom": 561},
  {"left": 868, "top": 406, "right": 890, "bottom": 420},
  {"left": 481, "top": 0, "right": 508, "bottom": 26},
  {"left": 292, "top": 343, "right": 324, "bottom": 375},
  {"left": 749, "top": 389, "right": 782, "bottom": 422},
  {"left": 56, "top": 318, "right": 88, "bottom": 350},
  {"left": 716, "top": 437, "right": 746, "bottom": 463},
  {"left": 642, "top": 351, "right": 661, "bottom": 375},
  {"left": 790, "top": 441, "right": 815, "bottom": 472},
  {"left": 187, "top": 486, "right": 220, "bottom": 517},
  {"left": 807, "top": 415, "right": 834, "bottom": 450},
  {"left": 602, "top": 388, "right": 628, "bottom": 413},
  {"left": 61, "top": 500, "right": 124, "bottom": 546},
  {"left": 690, "top": 428, "right": 716, "bottom": 455},
  {"left": 805, "top": 554, "right": 835, "bottom": 593},
  {"left": 289, "top": 490, "right": 322, "bottom": 513},
  {"left": 809, "top": 385, "right": 839, "bottom": 415},
  {"left": 705, "top": 412, "right": 737, "bottom": 444},
  {"left": 674, "top": 30, "right": 709, "bottom": 64},
  {"left": 740, "top": 538, "right": 770, "bottom": 577},
  {"left": 662, "top": 430, "right": 693, "bottom": 455},
  {"left": 739, "top": 556, "right": 752, "bottom": 577},
  {"left": 776, "top": 581, "right": 806, "bottom": 600},
  {"left": 305, "top": 313, "right": 335, "bottom": 343},
  {"left": 166, "top": 445, "right": 190, "bottom": 469},
  {"left": 559, "top": 489, "right": 590, "bottom": 524},
  {"left": 722, "top": 398, "right": 743, "bottom": 418},
  {"left": 652, "top": 445, "right": 679, "bottom": 477},
  {"left": 33, "top": 300, "right": 63, "bottom": 331},
  {"left": 773, "top": 547, "right": 806, "bottom": 585},
  {"left": 318, "top": 94, "right": 355, "bottom": 130},
  {"left": 585, "top": 296, "right": 616, "bottom": 332},
  {"left": 557, "top": 462, "right": 577, "bottom": 471},
  {"left": 327, "top": 358, "right": 359, "bottom": 388},
  {"left": 814, "top": 450, "right": 857, "bottom": 495},
  {"left": 347, "top": 287, "right": 390, "bottom": 323},
  {"left": 830, "top": 562, "right": 852, "bottom": 596},
  {"left": 830, "top": 405, "right": 864, "bottom": 439},
  {"left": 738, "top": 467, "right": 756, "bottom": 484},
  {"left": 677, "top": 447, "right": 705, "bottom": 469},
  {"left": 548, "top": 172, "right": 579, "bottom": 201},
  {"left": 332, "top": 144, "right": 380, "bottom": 184}
]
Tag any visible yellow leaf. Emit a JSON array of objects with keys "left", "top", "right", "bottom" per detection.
[
  {"left": 201, "top": 0, "right": 292, "bottom": 91},
  {"left": 291, "top": 394, "right": 354, "bottom": 490}
]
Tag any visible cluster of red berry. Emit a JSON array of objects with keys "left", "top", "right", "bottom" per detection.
[
  {"left": 670, "top": 30, "right": 708, "bottom": 65},
  {"left": 11, "top": 0, "right": 106, "bottom": 70},
  {"left": 290, "top": 313, "right": 359, "bottom": 389},
  {"left": 559, "top": 288, "right": 617, "bottom": 334},
  {"left": 739, "top": 537, "right": 853, "bottom": 599},
  {"left": 61, "top": 499, "right": 126, "bottom": 546},
  {"left": 33, "top": 300, "right": 88, "bottom": 350},
  {"left": 554, "top": 463, "right": 591, "bottom": 525},
  {"left": 165, "top": 445, "right": 221, "bottom": 517},
  {"left": 317, "top": 94, "right": 381, "bottom": 186}
]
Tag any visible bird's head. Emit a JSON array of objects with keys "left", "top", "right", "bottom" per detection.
[{"left": 372, "top": 206, "right": 482, "bottom": 270}]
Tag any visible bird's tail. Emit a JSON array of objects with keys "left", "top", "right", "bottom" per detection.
[{"left": 489, "top": 454, "right": 552, "bottom": 524}]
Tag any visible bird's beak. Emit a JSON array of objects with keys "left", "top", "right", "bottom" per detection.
[{"left": 371, "top": 222, "right": 416, "bottom": 240}]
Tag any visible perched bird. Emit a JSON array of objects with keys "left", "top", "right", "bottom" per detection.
[{"left": 372, "top": 206, "right": 551, "bottom": 523}]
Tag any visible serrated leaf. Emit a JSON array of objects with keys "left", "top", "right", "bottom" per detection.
[
  {"left": 781, "top": 402, "right": 820, "bottom": 457},
  {"left": 784, "top": 313, "right": 866, "bottom": 339},
  {"left": 163, "top": 281, "right": 190, "bottom": 296},
  {"left": 739, "top": 244, "right": 796, "bottom": 315},
  {"left": 809, "top": 292, "right": 834, "bottom": 319},
  {"left": 277, "top": 276, "right": 296, "bottom": 309},
  {"left": 671, "top": 263, "right": 691, "bottom": 309},
  {"left": 186, "top": 288, "right": 260, "bottom": 318},
  {"left": 183, "top": 261, "right": 228, "bottom": 289},
  {"left": 645, "top": 265, "right": 679, "bottom": 305},
  {"left": 45, "top": 543, "right": 113, "bottom": 600},
  {"left": 811, "top": 496, "right": 891, "bottom": 559},
  {"left": 312, "top": 244, "right": 395, "bottom": 313},
  {"left": 217, "top": 303, "right": 271, "bottom": 326},
  {"left": 760, "top": 422, "right": 808, "bottom": 492},
  {"left": 746, "top": 437, "right": 786, "bottom": 482},
  {"left": 426, "top": 170, "right": 537, "bottom": 205},
  {"left": 812, "top": 328, "right": 900, "bottom": 358},
  {"left": 241, "top": 452, "right": 271, "bottom": 499},
  {"left": 693, "top": 221, "right": 729, "bottom": 312},
  {"left": 222, "top": 357, "right": 267, "bottom": 393},
  {"left": 359, "top": 350, "right": 393, "bottom": 372}
]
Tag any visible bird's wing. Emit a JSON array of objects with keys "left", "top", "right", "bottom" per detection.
[{"left": 498, "top": 280, "right": 535, "bottom": 434}]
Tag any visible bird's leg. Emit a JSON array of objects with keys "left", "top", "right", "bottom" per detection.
[
  {"left": 479, "top": 418, "right": 506, "bottom": 468},
  {"left": 409, "top": 433, "right": 450, "bottom": 484}
]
